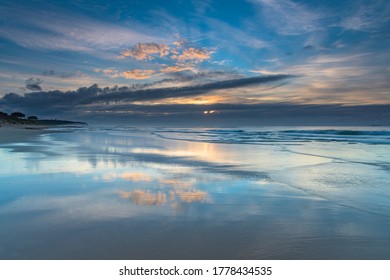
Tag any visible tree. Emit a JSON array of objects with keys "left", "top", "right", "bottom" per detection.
[
  {"left": 10, "top": 112, "right": 25, "bottom": 119},
  {"left": 28, "top": 116, "right": 38, "bottom": 120},
  {"left": 0, "top": 111, "right": 9, "bottom": 118}
]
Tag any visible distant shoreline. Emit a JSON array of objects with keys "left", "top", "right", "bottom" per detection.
[
  {"left": 0, "top": 119, "right": 87, "bottom": 145},
  {"left": 0, "top": 118, "right": 87, "bottom": 127}
]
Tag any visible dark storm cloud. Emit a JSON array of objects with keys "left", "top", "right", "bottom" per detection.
[
  {"left": 2, "top": 91, "right": 390, "bottom": 125},
  {"left": 1, "top": 74, "right": 295, "bottom": 111},
  {"left": 92, "top": 74, "right": 296, "bottom": 104},
  {"left": 7, "top": 73, "right": 389, "bottom": 126},
  {"left": 25, "top": 77, "right": 43, "bottom": 91}
]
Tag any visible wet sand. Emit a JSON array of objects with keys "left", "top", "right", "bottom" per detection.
[
  {"left": 0, "top": 125, "right": 48, "bottom": 144},
  {"left": 1, "top": 126, "right": 390, "bottom": 259}
]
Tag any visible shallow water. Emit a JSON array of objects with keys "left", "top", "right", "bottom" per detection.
[{"left": 0, "top": 126, "right": 390, "bottom": 259}]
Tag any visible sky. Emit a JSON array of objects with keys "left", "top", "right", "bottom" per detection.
[{"left": 0, "top": 0, "right": 390, "bottom": 125}]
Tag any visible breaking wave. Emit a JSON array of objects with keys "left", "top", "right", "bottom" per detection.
[{"left": 151, "top": 127, "right": 390, "bottom": 145}]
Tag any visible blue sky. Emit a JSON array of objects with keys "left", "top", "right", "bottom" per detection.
[{"left": 0, "top": 0, "right": 390, "bottom": 123}]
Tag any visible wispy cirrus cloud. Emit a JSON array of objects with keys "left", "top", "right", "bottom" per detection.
[
  {"left": 281, "top": 51, "right": 390, "bottom": 105},
  {"left": 339, "top": 1, "right": 390, "bottom": 32},
  {"left": 250, "top": 0, "right": 324, "bottom": 35},
  {"left": 203, "top": 18, "right": 269, "bottom": 49},
  {"left": 96, "top": 67, "right": 156, "bottom": 80},
  {"left": 41, "top": 70, "right": 85, "bottom": 79},
  {"left": 0, "top": 4, "right": 161, "bottom": 53}
]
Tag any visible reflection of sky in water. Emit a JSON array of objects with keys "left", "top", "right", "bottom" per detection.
[{"left": 0, "top": 127, "right": 390, "bottom": 259}]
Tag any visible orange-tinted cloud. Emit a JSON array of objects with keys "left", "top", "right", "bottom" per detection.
[
  {"left": 103, "top": 68, "right": 116, "bottom": 75},
  {"left": 121, "top": 43, "right": 170, "bottom": 60},
  {"left": 171, "top": 47, "right": 213, "bottom": 62},
  {"left": 122, "top": 69, "right": 155, "bottom": 80},
  {"left": 160, "top": 65, "right": 193, "bottom": 73}
]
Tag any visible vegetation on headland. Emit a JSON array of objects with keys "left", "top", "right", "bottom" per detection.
[{"left": 0, "top": 111, "right": 87, "bottom": 126}]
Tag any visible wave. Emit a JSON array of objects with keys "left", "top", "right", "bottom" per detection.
[{"left": 151, "top": 127, "right": 390, "bottom": 145}]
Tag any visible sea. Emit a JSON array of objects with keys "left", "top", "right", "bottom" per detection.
[{"left": 0, "top": 126, "right": 389, "bottom": 259}]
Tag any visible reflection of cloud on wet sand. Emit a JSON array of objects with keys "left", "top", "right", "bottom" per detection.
[
  {"left": 101, "top": 171, "right": 152, "bottom": 182},
  {"left": 121, "top": 172, "right": 152, "bottom": 182},
  {"left": 117, "top": 177, "right": 209, "bottom": 207},
  {"left": 161, "top": 178, "right": 209, "bottom": 202},
  {"left": 175, "top": 190, "right": 208, "bottom": 203},
  {"left": 118, "top": 189, "right": 209, "bottom": 206},
  {"left": 159, "top": 178, "right": 194, "bottom": 189},
  {"left": 118, "top": 190, "right": 166, "bottom": 205}
]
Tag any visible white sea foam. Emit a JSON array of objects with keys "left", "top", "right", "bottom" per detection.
[{"left": 151, "top": 127, "right": 390, "bottom": 145}]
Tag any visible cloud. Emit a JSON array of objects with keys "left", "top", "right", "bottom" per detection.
[
  {"left": 251, "top": 0, "right": 323, "bottom": 35},
  {"left": 2, "top": 90, "right": 390, "bottom": 126},
  {"left": 42, "top": 70, "right": 83, "bottom": 79},
  {"left": 120, "top": 41, "right": 214, "bottom": 66},
  {"left": 0, "top": 4, "right": 160, "bottom": 53},
  {"left": 88, "top": 74, "right": 295, "bottom": 103},
  {"left": 160, "top": 65, "right": 193, "bottom": 73},
  {"left": 0, "top": 75, "right": 295, "bottom": 115},
  {"left": 26, "top": 78, "right": 43, "bottom": 91},
  {"left": 310, "top": 53, "right": 370, "bottom": 64},
  {"left": 339, "top": 2, "right": 390, "bottom": 32},
  {"left": 120, "top": 43, "right": 170, "bottom": 60},
  {"left": 303, "top": 45, "right": 315, "bottom": 50},
  {"left": 202, "top": 18, "right": 269, "bottom": 49},
  {"left": 121, "top": 69, "right": 156, "bottom": 80},
  {"left": 163, "top": 70, "right": 243, "bottom": 85},
  {"left": 171, "top": 47, "right": 213, "bottom": 62},
  {"left": 98, "top": 68, "right": 156, "bottom": 80},
  {"left": 143, "top": 70, "right": 243, "bottom": 89},
  {"left": 250, "top": 69, "right": 286, "bottom": 75}
]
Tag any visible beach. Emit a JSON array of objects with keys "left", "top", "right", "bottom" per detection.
[
  {"left": 0, "top": 125, "right": 49, "bottom": 144},
  {"left": 1, "top": 126, "right": 390, "bottom": 259}
]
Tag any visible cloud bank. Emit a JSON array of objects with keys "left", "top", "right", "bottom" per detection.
[
  {"left": 2, "top": 73, "right": 390, "bottom": 126},
  {"left": 1, "top": 74, "right": 294, "bottom": 111}
]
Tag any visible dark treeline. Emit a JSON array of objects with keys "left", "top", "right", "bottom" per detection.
[
  {"left": 0, "top": 111, "right": 38, "bottom": 120},
  {"left": 0, "top": 111, "right": 86, "bottom": 126}
]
